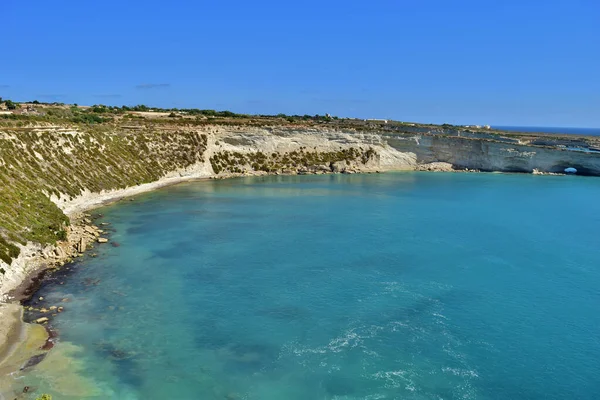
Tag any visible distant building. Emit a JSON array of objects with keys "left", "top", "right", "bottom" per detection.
[
  {"left": 465, "top": 124, "right": 491, "bottom": 129},
  {"left": 364, "top": 119, "right": 388, "bottom": 124}
]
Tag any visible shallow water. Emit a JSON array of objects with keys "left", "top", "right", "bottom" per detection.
[{"left": 8, "top": 172, "right": 600, "bottom": 399}]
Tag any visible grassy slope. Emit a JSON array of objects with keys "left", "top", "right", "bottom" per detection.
[{"left": 0, "top": 123, "right": 207, "bottom": 265}]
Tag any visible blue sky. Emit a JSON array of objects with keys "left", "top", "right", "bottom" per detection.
[{"left": 2, "top": 0, "right": 599, "bottom": 127}]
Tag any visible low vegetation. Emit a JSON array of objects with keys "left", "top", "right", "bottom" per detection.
[
  {"left": 0, "top": 125, "right": 207, "bottom": 265},
  {"left": 210, "top": 147, "right": 376, "bottom": 175}
]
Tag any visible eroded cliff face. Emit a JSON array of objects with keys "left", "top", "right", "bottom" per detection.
[
  {"left": 386, "top": 134, "right": 600, "bottom": 175},
  {"left": 207, "top": 126, "right": 600, "bottom": 175},
  {"left": 206, "top": 126, "right": 416, "bottom": 174},
  {"left": 1, "top": 123, "right": 600, "bottom": 295}
]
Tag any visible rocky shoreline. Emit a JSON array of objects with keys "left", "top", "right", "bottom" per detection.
[
  {"left": 3, "top": 213, "right": 109, "bottom": 303},
  {"left": 0, "top": 212, "right": 112, "bottom": 395}
]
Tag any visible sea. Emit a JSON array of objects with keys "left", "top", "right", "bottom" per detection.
[
  {"left": 494, "top": 126, "right": 600, "bottom": 136},
  {"left": 5, "top": 172, "right": 600, "bottom": 399}
]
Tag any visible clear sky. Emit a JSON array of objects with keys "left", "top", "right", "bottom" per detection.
[{"left": 2, "top": 0, "right": 599, "bottom": 127}]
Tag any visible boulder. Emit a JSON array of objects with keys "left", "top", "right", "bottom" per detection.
[
  {"left": 308, "top": 164, "right": 331, "bottom": 173},
  {"left": 416, "top": 162, "right": 454, "bottom": 172},
  {"left": 331, "top": 161, "right": 347, "bottom": 173},
  {"left": 35, "top": 317, "right": 49, "bottom": 324},
  {"left": 54, "top": 247, "right": 65, "bottom": 257},
  {"left": 42, "top": 246, "right": 54, "bottom": 259},
  {"left": 77, "top": 238, "right": 86, "bottom": 253},
  {"left": 97, "top": 237, "right": 109, "bottom": 243}
]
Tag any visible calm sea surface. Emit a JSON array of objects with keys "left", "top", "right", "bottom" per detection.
[
  {"left": 8, "top": 173, "right": 600, "bottom": 399},
  {"left": 494, "top": 126, "right": 600, "bottom": 136}
]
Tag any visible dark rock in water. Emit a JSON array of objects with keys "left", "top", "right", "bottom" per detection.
[
  {"left": 83, "top": 278, "right": 101, "bottom": 286},
  {"left": 97, "top": 342, "right": 133, "bottom": 360},
  {"left": 21, "top": 353, "right": 47, "bottom": 370},
  {"left": 111, "top": 241, "right": 121, "bottom": 247},
  {"left": 40, "top": 339, "right": 54, "bottom": 351},
  {"left": 47, "top": 327, "right": 59, "bottom": 339},
  {"left": 109, "top": 348, "right": 129, "bottom": 360},
  {"left": 40, "top": 326, "right": 58, "bottom": 350},
  {"left": 96, "top": 342, "right": 142, "bottom": 388}
]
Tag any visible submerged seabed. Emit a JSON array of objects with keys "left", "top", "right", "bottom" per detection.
[{"left": 6, "top": 172, "right": 600, "bottom": 399}]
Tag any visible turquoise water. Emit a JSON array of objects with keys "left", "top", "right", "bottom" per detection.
[{"left": 13, "top": 173, "right": 600, "bottom": 399}]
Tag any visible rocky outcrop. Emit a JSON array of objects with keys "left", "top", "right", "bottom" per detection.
[
  {"left": 0, "top": 215, "right": 108, "bottom": 303},
  {"left": 77, "top": 238, "right": 86, "bottom": 253},
  {"left": 331, "top": 160, "right": 347, "bottom": 173},
  {"left": 387, "top": 134, "right": 600, "bottom": 175},
  {"left": 416, "top": 162, "right": 455, "bottom": 172}
]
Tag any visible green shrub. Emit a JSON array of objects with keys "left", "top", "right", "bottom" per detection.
[{"left": 56, "top": 230, "right": 68, "bottom": 241}]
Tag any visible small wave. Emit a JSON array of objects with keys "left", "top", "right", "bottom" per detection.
[
  {"left": 390, "top": 321, "right": 408, "bottom": 331},
  {"left": 364, "top": 395, "right": 387, "bottom": 400},
  {"left": 289, "top": 324, "right": 386, "bottom": 357},
  {"left": 372, "top": 369, "right": 419, "bottom": 392},
  {"left": 442, "top": 344, "right": 467, "bottom": 362},
  {"left": 432, "top": 312, "right": 448, "bottom": 320},
  {"left": 380, "top": 281, "right": 413, "bottom": 295},
  {"left": 441, "top": 367, "right": 479, "bottom": 378},
  {"left": 327, "top": 331, "right": 361, "bottom": 353}
]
